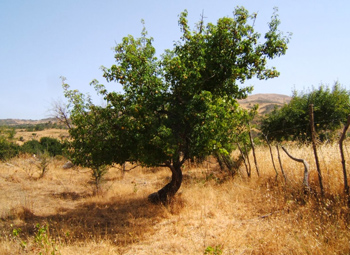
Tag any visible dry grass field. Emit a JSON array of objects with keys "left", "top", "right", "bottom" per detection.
[
  {"left": 14, "top": 129, "right": 69, "bottom": 145},
  {"left": 0, "top": 143, "right": 349, "bottom": 254}
]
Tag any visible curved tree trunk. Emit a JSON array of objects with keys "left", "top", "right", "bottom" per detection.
[{"left": 148, "top": 162, "right": 183, "bottom": 205}]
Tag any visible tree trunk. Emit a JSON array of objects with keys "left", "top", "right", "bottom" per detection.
[
  {"left": 214, "top": 151, "right": 238, "bottom": 177},
  {"left": 148, "top": 162, "right": 183, "bottom": 204}
]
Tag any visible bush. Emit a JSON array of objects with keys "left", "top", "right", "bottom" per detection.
[
  {"left": 21, "top": 140, "right": 42, "bottom": 155},
  {"left": 40, "top": 137, "right": 63, "bottom": 156},
  {"left": 261, "top": 82, "right": 350, "bottom": 142},
  {"left": 0, "top": 137, "right": 20, "bottom": 160},
  {"left": 21, "top": 137, "right": 64, "bottom": 157}
]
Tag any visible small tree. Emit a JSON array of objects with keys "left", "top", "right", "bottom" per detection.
[
  {"left": 37, "top": 150, "right": 51, "bottom": 178},
  {"left": 64, "top": 7, "right": 290, "bottom": 204},
  {"left": 62, "top": 81, "right": 114, "bottom": 193},
  {"left": 261, "top": 82, "right": 350, "bottom": 142}
]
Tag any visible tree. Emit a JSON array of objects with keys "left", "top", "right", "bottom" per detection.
[
  {"left": 50, "top": 99, "right": 72, "bottom": 129},
  {"left": 64, "top": 7, "right": 290, "bottom": 204},
  {"left": 261, "top": 82, "right": 350, "bottom": 142}
]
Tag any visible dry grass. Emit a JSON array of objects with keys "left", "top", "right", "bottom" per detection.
[
  {"left": 0, "top": 144, "right": 349, "bottom": 254},
  {"left": 14, "top": 129, "right": 69, "bottom": 145}
]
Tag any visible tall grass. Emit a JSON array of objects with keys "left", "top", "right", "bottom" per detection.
[{"left": 0, "top": 143, "right": 349, "bottom": 254}]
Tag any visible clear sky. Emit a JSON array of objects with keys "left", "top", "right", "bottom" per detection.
[{"left": 1, "top": 0, "right": 350, "bottom": 120}]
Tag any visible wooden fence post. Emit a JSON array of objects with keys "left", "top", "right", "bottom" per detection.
[
  {"left": 244, "top": 143, "right": 253, "bottom": 177},
  {"left": 263, "top": 134, "right": 279, "bottom": 178},
  {"left": 237, "top": 142, "right": 251, "bottom": 177},
  {"left": 276, "top": 145, "right": 287, "bottom": 182},
  {"left": 309, "top": 104, "right": 324, "bottom": 196},
  {"left": 339, "top": 114, "right": 350, "bottom": 196},
  {"left": 248, "top": 122, "right": 260, "bottom": 177}
]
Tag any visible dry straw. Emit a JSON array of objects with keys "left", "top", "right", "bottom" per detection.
[{"left": 0, "top": 143, "right": 349, "bottom": 254}]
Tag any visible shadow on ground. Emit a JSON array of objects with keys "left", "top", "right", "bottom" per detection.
[{"left": 5, "top": 196, "right": 170, "bottom": 246}]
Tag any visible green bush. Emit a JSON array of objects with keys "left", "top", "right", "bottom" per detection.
[
  {"left": 21, "top": 140, "right": 42, "bottom": 155},
  {"left": 0, "top": 137, "right": 20, "bottom": 160},
  {"left": 40, "top": 137, "right": 63, "bottom": 156},
  {"left": 261, "top": 82, "right": 350, "bottom": 142},
  {"left": 21, "top": 137, "right": 64, "bottom": 157}
]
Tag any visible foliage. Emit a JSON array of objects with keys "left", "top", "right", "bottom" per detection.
[
  {"left": 21, "top": 122, "right": 66, "bottom": 131},
  {"left": 261, "top": 82, "right": 350, "bottom": 142},
  {"left": 0, "top": 126, "right": 16, "bottom": 140},
  {"left": 204, "top": 245, "right": 223, "bottom": 255},
  {"left": 63, "top": 6, "right": 290, "bottom": 202},
  {"left": 21, "top": 140, "right": 42, "bottom": 155},
  {"left": 0, "top": 121, "right": 67, "bottom": 131},
  {"left": 0, "top": 137, "right": 20, "bottom": 160},
  {"left": 39, "top": 137, "right": 64, "bottom": 157},
  {"left": 11, "top": 226, "right": 27, "bottom": 250},
  {"left": 21, "top": 137, "right": 64, "bottom": 157}
]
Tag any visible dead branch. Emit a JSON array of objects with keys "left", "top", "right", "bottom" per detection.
[{"left": 281, "top": 146, "right": 310, "bottom": 191}]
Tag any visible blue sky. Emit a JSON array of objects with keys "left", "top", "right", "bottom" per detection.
[{"left": 1, "top": 0, "right": 350, "bottom": 120}]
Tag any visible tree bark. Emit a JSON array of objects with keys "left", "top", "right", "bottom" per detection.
[{"left": 148, "top": 162, "right": 183, "bottom": 205}]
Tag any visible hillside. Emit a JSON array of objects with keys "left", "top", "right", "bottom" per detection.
[
  {"left": 0, "top": 94, "right": 291, "bottom": 125},
  {"left": 0, "top": 118, "right": 57, "bottom": 126},
  {"left": 239, "top": 93, "right": 291, "bottom": 115}
]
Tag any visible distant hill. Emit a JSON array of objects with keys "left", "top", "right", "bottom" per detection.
[
  {"left": 239, "top": 93, "right": 291, "bottom": 115},
  {"left": 0, "top": 118, "right": 57, "bottom": 126}
]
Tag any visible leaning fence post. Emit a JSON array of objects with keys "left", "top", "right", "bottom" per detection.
[
  {"left": 309, "top": 104, "right": 324, "bottom": 196},
  {"left": 276, "top": 144, "right": 287, "bottom": 182},
  {"left": 248, "top": 122, "right": 260, "bottom": 177},
  {"left": 339, "top": 114, "right": 350, "bottom": 196},
  {"left": 263, "top": 134, "right": 279, "bottom": 178}
]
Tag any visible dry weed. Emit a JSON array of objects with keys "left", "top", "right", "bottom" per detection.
[{"left": 0, "top": 143, "right": 349, "bottom": 254}]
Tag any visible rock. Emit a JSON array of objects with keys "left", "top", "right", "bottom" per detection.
[{"left": 62, "top": 161, "right": 74, "bottom": 169}]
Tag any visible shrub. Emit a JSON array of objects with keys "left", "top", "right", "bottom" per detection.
[
  {"left": 21, "top": 137, "right": 64, "bottom": 157},
  {"left": 0, "top": 137, "right": 20, "bottom": 160},
  {"left": 39, "top": 137, "right": 63, "bottom": 157},
  {"left": 261, "top": 82, "right": 350, "bottom": 142},
  {"left": 21, "top": 140, "right": 42, "bottom": 155}
]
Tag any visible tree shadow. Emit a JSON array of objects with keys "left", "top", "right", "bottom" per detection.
[{"left": 11, "top": 196, "right": 168, "bottom": 246}]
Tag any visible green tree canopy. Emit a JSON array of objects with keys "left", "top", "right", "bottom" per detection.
[
  {"left": 261, "top": 82, "right": 350, "bottom": 142},
  {"left": 64, "top": 7, "right": 290, "bottom": 203}
]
